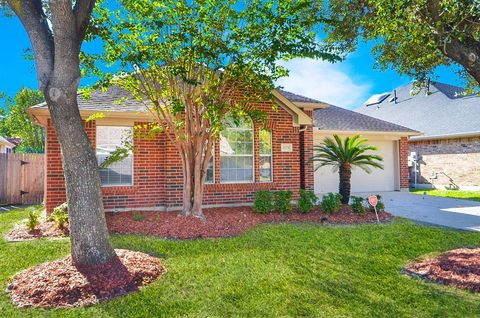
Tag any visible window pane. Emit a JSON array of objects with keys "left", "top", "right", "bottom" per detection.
[
  {"left": 260, "top": 155, "right": 272, "bottom": 182},
  {"left": 203, "top": 144, "right": 214, "bottom": 184},
  {"left": 260, "top": 129, "right": 272, "bottom": 155},
  {"left": 220, "top": 115, "right": 254, "bottom": 183},
  {"left": 96, "top": 126, "right": 133, "bottom": 186}
]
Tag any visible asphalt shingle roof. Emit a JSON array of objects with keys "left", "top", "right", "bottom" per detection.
[
  {"left": 356, "top": 81, "right": 480, "bottom": 138},
  {"left": 278, "top": 89, "right": 321, "bottom": 103},
  {"left": 31, "top": 86, "right": 416, "bottom": 134},
  {"left": 31, "top": 85, "right": 147, "bottom": 112},
  {"left": 313, "top": 105, "right": 416, "bottom": 133}
]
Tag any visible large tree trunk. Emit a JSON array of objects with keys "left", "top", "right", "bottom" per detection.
[
  {"left": 338, "top": 163, "right": 352, "bottom": 204},
  {"left": 45, "top": 75, "right": 116, "bottom": 266},
  {"left": 9, "top": 0, "right": 116, "bottom": 266}
]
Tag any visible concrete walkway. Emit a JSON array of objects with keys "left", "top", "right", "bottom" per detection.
[{"left": 358, "top": 192, "right": 480, "bottom": 232}]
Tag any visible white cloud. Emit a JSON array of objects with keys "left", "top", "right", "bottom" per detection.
[{"left": 276, "top": 59, "right": 372, "bottom": 109}]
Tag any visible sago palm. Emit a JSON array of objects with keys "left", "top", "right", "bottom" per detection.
[{"left": 312, "top": 135, "right": 384, "bottom": 204}]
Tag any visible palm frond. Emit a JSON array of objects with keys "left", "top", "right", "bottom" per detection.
[{"left": 311, "top": 134, "right": 384, "bottom": 173}]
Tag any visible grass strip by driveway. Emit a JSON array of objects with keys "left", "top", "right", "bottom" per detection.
[
  {"left": 410, "top": 189, "right": 480, "bottom": 202},
  {"left": 1, "top": 206, "right": 480, "bottom": 317}
]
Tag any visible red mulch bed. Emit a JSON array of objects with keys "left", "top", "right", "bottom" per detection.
[
  {"left": 404, "top": 247, "right": 480, "bottom": 292},
  {"left": 106, "top": 205, "right": 392, "bottom": 239},
  {"left": 7, "top": 249, "right": 165, "bottom": 308},
  {"left": 5, "top": 221, "right": 69, "bottom": 242}
]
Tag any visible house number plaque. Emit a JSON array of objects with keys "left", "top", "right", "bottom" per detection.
[{"left": 281, "top": 143, "right": 293, "bottom": 152}]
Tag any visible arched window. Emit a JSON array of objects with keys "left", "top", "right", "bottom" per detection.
[{"left": 220, "top": 116, "right": 254, "bottom": 183}]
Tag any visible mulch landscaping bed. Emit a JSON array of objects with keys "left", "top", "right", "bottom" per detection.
[
  {"left": 404, "top": 247, "right": 480, "bottom": 292},
  {"left": 106, "top": 205, "right": 392, "bottom": 239},
  {"left": 5, "top": 220, "right": 68, "bottom": 242},
  {"left": 7, "top": 249, "right": 165, "bottom": 308}
]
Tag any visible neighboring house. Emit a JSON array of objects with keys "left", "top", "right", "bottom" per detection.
[
  {"left": 0, "top": 136, "right": 14, "bottom": 154},
  {"left": 357, "top": 81, "right": 480, "bottom": 190},
  {"left": 28, "top": 86, "right": 414, "bottom": 213}
]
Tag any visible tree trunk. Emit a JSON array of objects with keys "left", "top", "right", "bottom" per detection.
[
  {"left": 45, "top": 88, "right": 116, "bottom": 266},
  {"left": 338, "top": 163, "right": 352, "bottom": 204},
  {"left": 179, "top": 137, "right": 211, "bottom": 220},
  {"left": 44, "top": 73, "right": 115, "bottom": 266}
]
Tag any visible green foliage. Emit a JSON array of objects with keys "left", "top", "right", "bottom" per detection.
[
  {"left": 350, "top": 196, "right": 365, "bottom": 214},
  {"left": 297, "top": 189, "right": 317, "bottom": 213},
  {"left": 323, "top": 0, "right": 480, "bottom": 89},
  {"left": 26, "top": 209, "right": 40, "bottom": 231},
  {"left": 274, "top": 190, "right": 292, "bottom": 214},
  {"left": 312, "top": 135, "right": 384, "bottom": 173},
  {"left": 254, "top": 190, "right": 274, "bottom": 214},
  {"left": 312, "top": 135, "right": 383, "bottom": 203},
  {"left": 85, "top": 0, "right": 340, "bottom": 213},
  {"left": 133, "top": 211, "right": 145, "bottom": 222},
  {"left": 320, "top": 193, "right": 342, "bottom": 214},
  {"left": 0, "top": 88, "right": 45, "bottom": 153},
  {"left": 49, "top": 202, "right": 69, "bottom": 229}
]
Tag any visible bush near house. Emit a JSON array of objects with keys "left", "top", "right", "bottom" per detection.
[
  {"left": 320, "top": 193, "right": 342, "bottom": 214},
  {"left": 49, "top": 203, "right": 68, "bottom": 229},
  {"left": 350, "top": 196, "right": 366, "bottom": 214},
  {"left": 26, "top": 210, "right": 40, "bottom": 232},
  {"left": 274, "top": 191, "right": 293, "bottom": 214},
  {"left": 254, "top": 190, "right": 275, "bottom": 214},
  {"left": 298, "top": 190, "right": 318, "bottom": 213}
]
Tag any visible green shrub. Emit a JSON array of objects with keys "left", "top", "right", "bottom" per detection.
[
  {"left": 350, "top": 196, "right": 365, "bottom": 214},
  {"left": 367, "top": 194, "right": 386, "bottom": 213},
  {"left": 26, "top": 210, "right": 40, "bottom": 231},
  {"left": 320, "top": 193, "right": 342, "bottom": 214},
  {"left": 133, "top": 211, "right": 145, "bottom": 222},
  {"left": 275, "top": 190, "right": 292, "bottom": 213},
  {"left": 49, "top": 202, "right": 69, "bottom": 229},
  {"left": 254, "top": 190, "right": 274, "bottom": 214},
  {"left": 298, "top": 189, "right": 318, "bottom": 213}
]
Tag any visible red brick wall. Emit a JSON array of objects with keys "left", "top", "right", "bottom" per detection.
[
  {"left": 299, "top": 109, "right": 314, "bottom": 190},
  {"left": 399, "top": 137, "right": 409, "bottom": 189},
  {"left": 44, "top": 102, "right": 310, "bottom": 212}
]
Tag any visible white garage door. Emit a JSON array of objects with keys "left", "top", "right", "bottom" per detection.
[{"left": 314, "top": 134, "right": 399, "bottom": 194}]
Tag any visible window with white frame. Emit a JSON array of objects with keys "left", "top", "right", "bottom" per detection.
[
  {"left": 259, "top": 129, "right": 272, "bottom": 182},
  {"left": 220, "top": 116, "right": 254, "bottom": 183},
  {"left": 96, "top": 126, "right": 133, "bottom": 186}
]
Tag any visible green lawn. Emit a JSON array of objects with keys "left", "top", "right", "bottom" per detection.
[
  {"left": 1, "top": 207, "right": 480, "bottom": 317},
  {"left": 410, "top": 189, "right": 480, "bottom": 202}
]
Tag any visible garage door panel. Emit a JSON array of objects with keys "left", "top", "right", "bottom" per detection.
[{"left": 314, "top": 136, "right": 398, "bottom": 194}]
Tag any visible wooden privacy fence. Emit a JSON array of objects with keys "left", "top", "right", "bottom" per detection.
[{"left": 0, "top": 153, "right": 44, "bottom": 205}]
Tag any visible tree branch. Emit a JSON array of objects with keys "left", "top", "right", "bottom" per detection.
[{"left": 7, "top": 0, "right": 54, "bottom": 90}]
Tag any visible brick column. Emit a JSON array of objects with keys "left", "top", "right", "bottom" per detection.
[
  {"left": 399, "top": 137, "right": 410, "bottom": 190},
  {"left": 299, "top": 110, "right": 314, "bottom": 191}
]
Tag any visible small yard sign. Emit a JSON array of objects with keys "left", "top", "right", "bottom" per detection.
[{"left": 368, "top": 195, "right": 380, "bottom": 223}]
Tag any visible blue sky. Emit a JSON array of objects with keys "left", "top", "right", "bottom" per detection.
[{"left": 0, "top": 14, "right": 462, "bottom": 110}]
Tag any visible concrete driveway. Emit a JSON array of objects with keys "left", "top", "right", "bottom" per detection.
[{"left": 360, "top": 192, "right": 480, "bottom": 231}]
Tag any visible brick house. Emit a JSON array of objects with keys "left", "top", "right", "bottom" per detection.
[
  {"left": 357, "top": 81, "right": 480, "bottom": 190},
  {"left": 28, "top": 87, "right": 415, "bottom": 213}
]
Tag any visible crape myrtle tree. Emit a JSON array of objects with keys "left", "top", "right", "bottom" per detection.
[
  {"left": 322, "top": 0, "right": 480, "bottom": 90},
  {"left": 312, "top": 135, "right": 383, "bottom": 204},
  {"left": 89, "top": 0, "right": 340, "bottom": 219},
  {"left": 3, "top": 0, "right": 115, "bottom": 265}
]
